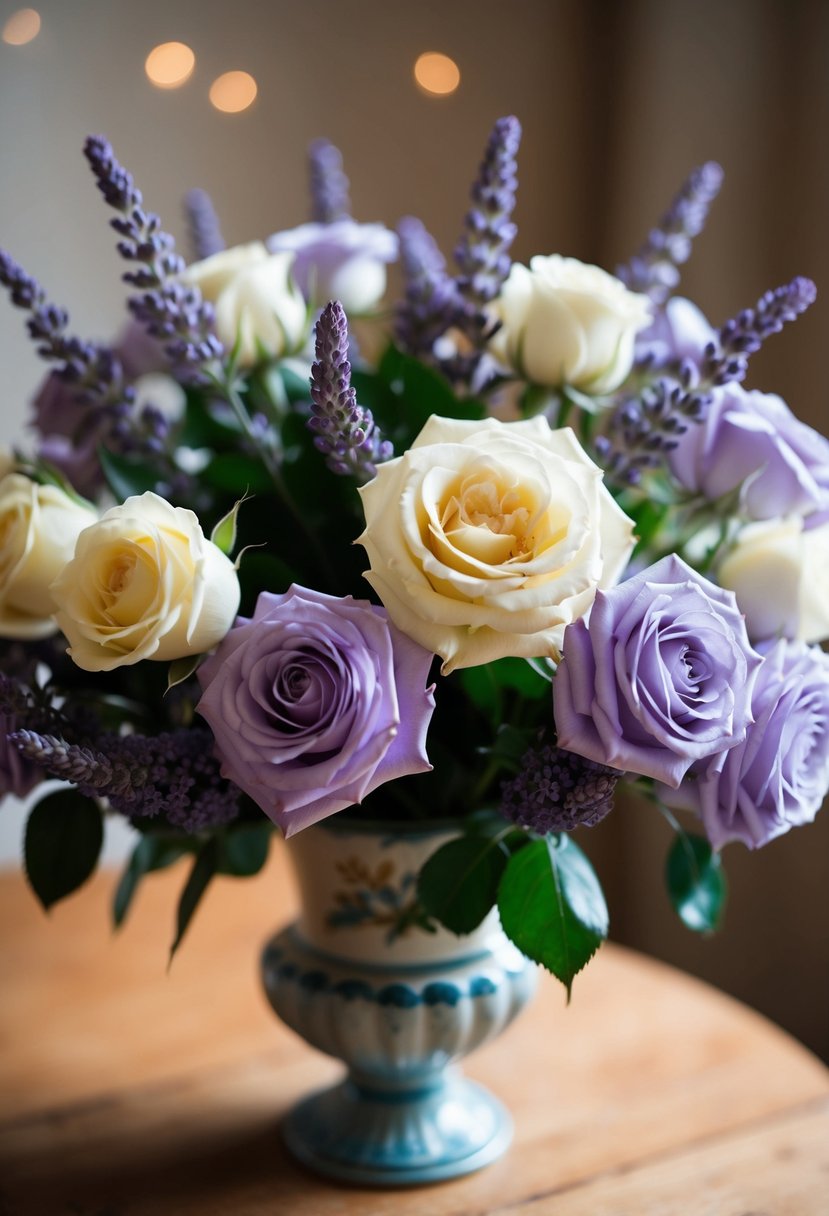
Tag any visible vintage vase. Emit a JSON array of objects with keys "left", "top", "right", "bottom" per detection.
[{"left": 261, "top": 819, "right": 537, "bottom": 1186}]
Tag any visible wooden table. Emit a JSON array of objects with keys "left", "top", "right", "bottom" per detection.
[{"left": 2, "top": 845, "right": 828, "bottom": 1215}]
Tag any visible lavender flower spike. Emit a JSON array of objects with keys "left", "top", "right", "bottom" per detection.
[
  {"left": 454, "top": 115, "right": 521, "bottom": 314},
  {"left": 395, "top": 216, "right": 459, "bottom": 359},
  {"left": 184, "top": 188, "right": 226, "bottom": 261},
  {"left": 617, "top": 162, "right": 724, "bottom": 304},
  {"left": 83, "top": 135, "right": 223, "bottom": 376},
  {"left": 500, "top": 743, "right": 620, "bottom": 835},
  {"left": 309, "top": 138, "right": 351, "bottom": 223},
  {"left": 308, "top": 301, "right": 393, "bottom": 482}
]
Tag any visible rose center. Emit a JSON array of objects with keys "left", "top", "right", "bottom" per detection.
[{"left": 442, "top": 473, "right": 533, "bottom": 558}]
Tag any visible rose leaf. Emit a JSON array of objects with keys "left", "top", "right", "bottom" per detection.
[
  {"left": 169, "top": 838, "right": 219, "bottom": 963},
  {"left": 417, "top": 835, "right": 508, "bottom": 934},
  {"left": 497, "top": 836, "right": 608, "bottom": 998},
  {"left": 665, "top": 832, "right": 727, "bottom": 934},
  {"left": 24, "top": 790, "right": 103, "bottom": 911},
  {"left": 113, "top": 835, "right": 190, "bottom": 929},
  {"left": 216, "top": 822, "right": 272, "bottom": 877}
]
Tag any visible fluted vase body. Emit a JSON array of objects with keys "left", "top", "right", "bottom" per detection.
[{"left": 261, "top": 819, "right": 537, "bottom": 1186}]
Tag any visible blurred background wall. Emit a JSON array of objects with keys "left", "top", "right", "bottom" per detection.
[{"left": 0, "top": 0, "right": 827, "bottom": 1058}]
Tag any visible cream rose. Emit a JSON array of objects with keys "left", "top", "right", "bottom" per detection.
[
  {"left": 357, "top": 416, "right": 635, "bottom": 672},
  {"left": 717, "top": 516, "right": 829, "bottom": 644},
  {"left": 180, "top": 242, "right": 307, "bottom": 367},
  {"left": 51, "top": 492, "right": 241, "bottom": 672},
  {"left": 0, "top": 475, "right": 98, "bottom": 639},
  {"left": 488, "top": 255, "right": 651, "bottom": 392}
]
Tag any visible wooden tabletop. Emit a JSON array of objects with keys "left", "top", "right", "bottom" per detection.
[{"left": 1, "top": 843, "right": 828, "bottom": 1216}]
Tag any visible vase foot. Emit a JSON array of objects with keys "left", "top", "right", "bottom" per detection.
[{"left": 282, "top": 1072, "right": 512, "bottom": 1186}]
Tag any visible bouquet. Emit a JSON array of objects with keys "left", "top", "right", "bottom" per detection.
[{"left": 1, "top": 117, "right": 828, "bottom": 992}]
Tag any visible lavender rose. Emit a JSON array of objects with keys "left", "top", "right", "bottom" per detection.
[
  {"left": 667, "top": 385, "right": 829, "bottom": 520},
  {"left": 668, "top": 641, "right": 829, "bottom": 849},
  {"left": 267, "top": 219, "right": 398, "bottom": 314},
  {"left": 634, "top": 295, "right": 715, "bottom": 366},
  {"left": 196, "top": 586, "right": 436, "bottom": 837},
  {"left": 554, "top": 554, "right": 761, "bottom": 787}
]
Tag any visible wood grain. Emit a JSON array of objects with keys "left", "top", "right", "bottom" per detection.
[{"left": 1, "top": 841, "right": 827, "bottom": 1215}]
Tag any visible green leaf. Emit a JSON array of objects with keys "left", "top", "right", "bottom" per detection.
[
  {"left": 417, "top": 835, "right": 508, "bottom": 934},
  {"left": 113, "top": 835, "right": 188, "bottom": 928},
  {"left": 460, "top": 658, "right": 550, "bottom": 724},
  {"left": 217, "top": 822, "right": 272, "bottom": 877},
  {"left": 98, "top": 447, "right": 161, "bottom": 499},
  {"left": 666, "top": 832, "right": 727, "bottom": 934},
  {"left": 497, "top": 836, "right": 608, "bottom": 997},
  {"left": 202, "top": 452, "right": 272, "bottom": 495},
  {"left": 169, "top": 839, "right": 219, "bottom": 963},
  {"left": 481, "top": 723, "right": 538, "bottom": 770},
  {"left": 24, "top": 791, "right": 103, "bottom": 911}
]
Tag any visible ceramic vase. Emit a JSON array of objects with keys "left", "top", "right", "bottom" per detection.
[{"left": 261, "top": 818, "right": 537, "bottom": 1186}]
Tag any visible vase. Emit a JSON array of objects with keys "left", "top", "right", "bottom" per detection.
[{"left": 261, "top": 818, "right": 537, "bottom": 1186}]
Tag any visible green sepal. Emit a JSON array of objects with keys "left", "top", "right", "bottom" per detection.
[
  {"left": 24, "top": 790, "right": 104, "bottom": 911},
  {"left": 417, "top": 834, "right": 509, "bottom": 934},
  {"left": 497, "top": 835, "right": 608, "bottom": 999},
  {"left": 113, "top": 835, "right": 190, "bottom": 928},
  {"left": 665, "top": 831, "right": 727, "bottom": 934},
  {"left": 166, "top": 653, "right": 204, "bottom": 693},
  {"left": 210, "top": 495, "right": 249, "bottom": 556}
]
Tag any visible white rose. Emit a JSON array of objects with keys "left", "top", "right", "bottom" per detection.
[
  {"left": 51, "top": 492, "right": 241, "bottom": 672},
  {"left": 181, "top": 242, "right": 307, "bottom": 368},
  {"left": 0, "top": 474, "right": 98, "bottom": 639},
  {"left": 357, "top": 416, "right": 635, "bottom": 672},
  {"left": 717, "top": 516, "right": 829, "bottom": 644},
  {"left": 489, "top": 255, "right": 652, "bottom": 392}
]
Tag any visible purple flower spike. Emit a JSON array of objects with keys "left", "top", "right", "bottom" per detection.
[
  {"left": 309, "top": 138, "right": 351, "bottom": 223},
  {"left": 395, "top": 216, "right": 459, "bottom": 359},
  {"left": 83, "top": 135, "right": 222, "bottom": 377},
  {"left": 618, "top": 162, "right": 724, "bottom": 304},
  {"left": 184, "top": 188, "right": 226, "bottom": 261},
  {"left": 455, "top": 115, "right": 521, "bottom": 313},
  {"left": 309, "top": 300, "right": 393, "bottom": 481}
]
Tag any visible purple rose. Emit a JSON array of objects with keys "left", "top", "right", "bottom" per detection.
[
  {"left": 635, "top": 296, "right": 715, "bottom": 365},
  {"left": 196, "top": 585, "right": 435, "bottom": 836},
  {"left": 267, "top": 218, "right": 398, "bottom": 314},
  {"left": 667, "top": 384, "right": 829, "bottom": 520},
  {"left": 554, "top": 555, "right": 761, "bottom": 786},
  {"left": 669, "top": 641, "right": 829, "bottom": 849}
]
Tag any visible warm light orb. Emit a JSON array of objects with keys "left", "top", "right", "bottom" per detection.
[
  {"left": 2, "top": 8, "right": 41, "bottom": 46},
  {"left": 144, "top": 41, "right": 195, "bottom": 89},
  {"left": 414, "top": 51, "right": 460, "bottom": 97},
  {"left": 209, "top": 70, "right": 258, "bottom": 113}
]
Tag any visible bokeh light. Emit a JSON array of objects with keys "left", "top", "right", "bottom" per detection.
[
  {"left": 414, "top": 52, "right": 461, "bottom": 97},
  {"left": 144, "top": 41, "right": 195, "bottom": 89},
  {"left": 2, "top": 8, "right": 41, "bottom": 46},
  {"left": 209, "top": 70, "right": 258, "bottom": 113}
]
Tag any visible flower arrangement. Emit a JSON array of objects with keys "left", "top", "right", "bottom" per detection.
[{"left": 2, "top": 117, "right": 828, "bottom": 992}]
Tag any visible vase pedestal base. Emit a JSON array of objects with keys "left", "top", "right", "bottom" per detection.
[{"left": 282, "top": 1070, "right": 512, "bottom": 1186}]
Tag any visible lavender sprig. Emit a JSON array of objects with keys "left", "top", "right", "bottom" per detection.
[
  {"left": 0, "top": 250, "right": 133, "bottom": 433},
  {"left": 395, "top": 216, "right": 460, "bottom": 359},
  {"left": 308, "top": 138, "right": 351, "bottom": 223},
  {"left": 454, "top": 115, "right": 521, "bottom": 315},
  {"left": 500, "top": 743, "right": 620, "bottom": 835},
  {"left": 617, "top": 162, "right": 724, "bottom": 304},
  {"left": 309, "top": 301, "right": 393, "bottom": 481},
  {"left": 12, "top": 727, "right": 240, "bottom": 834},
  {"left": 184, "top": 188, "right": 226, "bottom": 261},
  {"left": 599, "top": 275, "right": 818, "bottom": 485},
  {"left": 83, "top": 135, "right": 223, "bottom": 376}
]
